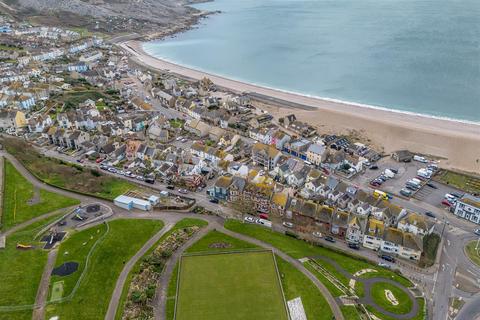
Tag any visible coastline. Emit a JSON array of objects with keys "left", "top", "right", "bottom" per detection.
[{"left": 121, "top": 40, "right": 480, "bottom": 173}]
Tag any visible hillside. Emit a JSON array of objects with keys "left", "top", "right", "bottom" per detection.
[{"left": 0, "top": 0, "right": 211, "bottom": 35}]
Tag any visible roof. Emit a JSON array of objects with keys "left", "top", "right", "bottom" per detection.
[
  {"left": 272, "top": 191, "right": 288, "bottom": 207},
  {"left": 114, "top": 195, "right": 150, "bottom": 207},
  {"left": 384, "top": 227, "right": 404, "bottom": 245},
  {"left": 307, "top": 143, "right": 326, "bottom": 155},
  {"left": 460, "top": 194, "right": 480, "bottom": 208},
  {"left": 367, "top": 218, "right": 384, "bottom": 238},
  {"left": 252, "top": 142, "right": 281, "bottom": 159},
  {"left": 215, "top": 176, "right": 233, "bottom": 189},
  {"left": 403, "top": 233, "right": 424, "bottom": 252},
  {"left": 332, "top": 211, "right": 349, "bottom": 226}
]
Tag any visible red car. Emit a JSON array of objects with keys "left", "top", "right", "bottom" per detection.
[
  {"left": 441, "top": 199, "right": 452, "bottom": 207},
  {"left": 259, "top": 213, "right": 269, "bottom": 220},
  {"left": 96, "top": 158, "right": 104, "bottom": 163}
]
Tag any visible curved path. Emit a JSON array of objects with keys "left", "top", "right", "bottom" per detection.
[
  {"left": 105, "top": 222, "right": 176, "bottom": 320},
  {"left": 310, "top": 255, "right": 419, "bottom": 319},
  {"left": 154, "top": 224, "right": 214, "bottom": 320},
  {"left": 2, "top": 151, "right": 345, "bottom": 320}
]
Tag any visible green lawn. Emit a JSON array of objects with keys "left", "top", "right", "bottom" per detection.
[
  {"left": 340, "top": 305, "right": 363, "bottom": 320},
  {"left": 465, "top": 241, "right": 480, "bottom": 267},
  {"left": 0, "top": 310, "right": 33, "bottom": 320},
  {"left": 45, "top": 219, "right": 164, "bottom": 320},
  {"left": 225, "top": 220, "right": 412, "bottom": 287},
  {"left": 186, "top": 230, "right": 258, "bottom": 253},
  {"left": 166, "top": 263, "right": 179, "bottom": 320},
  {"left": 2, "top": 159, "right": 79, "bottom": 230},
  {"left": 49, "top": 224, "right": 108, "bottom": 300},
  {"left": 0, "top": 213, "right": 65, "bottom": 310},
  {"left": 176, "top": 251, "right": 288, "bottom": 320},
  {"left": 370, "top": 282, "right": 413, "bottom": 315},
  {"left": 3, "top": 139, "right": 136, "bottom": 200},
  {"left": 276, "top": 256, "right": 333, "bottom": 320},
  {"left": 366, "top": 298, "right": 425, "bottom": 320},
  {"left": 115, "top": 218, "right": 208, "bottom": 320}
]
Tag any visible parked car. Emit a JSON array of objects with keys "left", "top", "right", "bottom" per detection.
[
  {"left": 400, "top": 188, "right": 413, "bottom": 197},
  {"left": 312, "top": 231, "right": 323, "bottom": 238},
  {"left": 244, "top": 216, "right": 256, "bottom": 223},
  {"left": 380, "top": 254, "right": 395, "bottom": 263},
  {"left": 177, "top": 189, "right": 188, "bottom": 194},
  {"left": 209, "top": 198, "right": 219, "bottom": 204},
  {"left": 324, "top": 236, "right": 336, "bottom": 243},
  {"left": 378, "top": 262, "right": 391, "bottom": 269},
  {"left": 426, "top": 183, "right": 438, "bottom": 189},
  {"left": 348, "top": 243, "right": 360, "bottom": 250},
  {"left": 282, "top": 222, "right": 294, "bottom": 228},
  {"left": 259, "top": 213, "right": 269, "bottom": 220},
  {"left": 451, "top": 192, "right": 463, "bottom": 198},
  {"left": 166, "top": 185, "right": 175, "bottom": 190},
  {"left": 441, "top": 199, "right": 453, "bottom": 207},
  {"left": 474, "top": 228, "right": 480, "bottom": 236},
  {"left": 425, "top": 211, "right": 436, "bottom": 218},
  {"left": 369, "top": 165, "right": 379, "bottom": 170}
]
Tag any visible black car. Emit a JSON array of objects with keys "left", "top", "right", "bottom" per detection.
[
  {"left": 380, "top": 254, "right": 395, "bottom": 263},
  {"left": 451, "top": 192, "right": 463, "bottom": 198},
  {"left": 324, "top": 236, "right": 336, "bottom": 243},
  {"left": 348, "top": 243, "right": 360, "bottom": 250},
  {"left": 425, "top": 211, "right": 436, "bottom": 218},
  {"left": 369, "top": 165, "right": 379, "bottom": 170},
  {"left": 209, "top": 198, "right": 219, "bottom": 204},
  {"left": 426, "top": 183, "right": 438, "bottom": 189},
  {"left": 166, "top": 185, "right": 175, "bottom": 190}
]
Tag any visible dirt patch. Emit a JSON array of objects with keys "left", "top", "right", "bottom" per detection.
[
  {"left": 208, "top": 242, "right": 232, "bottom": 249},
  {"left": 52, "top": 262, "right": 79, "bottom": 276}
]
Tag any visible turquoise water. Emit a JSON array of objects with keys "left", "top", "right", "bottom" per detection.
[{"left": 144, "top": 0, "right": 480, "bottom": 122}]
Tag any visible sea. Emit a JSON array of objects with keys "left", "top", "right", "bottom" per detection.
[{"left": 144, "top": 0, "right": 480, "bottom": 123}]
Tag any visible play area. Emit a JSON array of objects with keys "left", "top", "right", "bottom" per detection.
[{"left": 52, "top": 262, "right": 79, "bottom": 277}]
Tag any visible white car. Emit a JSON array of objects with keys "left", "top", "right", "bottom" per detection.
[
  {"left": 474, "top": 229, "right": 480, "bottom": 236},
  {"left": 312, "top": 232, "right": 323, "bottom": 238},
  {"left": 244, "top": 216, "right": 256, "bottom": 223},
  {"left": 283, "top": 222, "right": 294, "bottom": 228},
  {"left": 178, "top": 189, "right": 188, "bottom": 194},
  {"left": 378, "top": 262, "right": 391, "bottom": 269}
]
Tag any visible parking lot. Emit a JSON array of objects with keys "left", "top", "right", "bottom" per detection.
[
  {"left": 413, "top": 180, "right": 464, "bottom": 208},
  {"left": 352, "top": 157, "right": 426, "bottom": 195}
]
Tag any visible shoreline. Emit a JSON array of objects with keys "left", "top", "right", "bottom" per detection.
[{"left": 120, "top": 40, "right": 480, "bottom": 173}]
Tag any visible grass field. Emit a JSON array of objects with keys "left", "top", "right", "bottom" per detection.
[
  {"left": 225, "top": 220, "right": 412, "bottom": 287},
  {"left": 0, "top": 213, "right": 64, "bottom": 310},
  {"left": 465, "top": 240, "right": 480, "bottom": 267},
  {"left": 435, "top": 169, "right": 480, "bottom": 195},
  {"left": 175, "top": 251, "right": 288, "bottom": 320},
  {"left": 115, "top": 218, "right": 208, "bottom": 320},
  {"left": 2, "top": 159, "right": 79, "bottom": 230},
  {"left": 370, "top": 282, "right": 413, "bottom": 315},
  {"left": 3, "top": 139, "right": 136, "bottom": 200},
  {"left": 45, "top": 219, "right": 164, "bottom": 320}
]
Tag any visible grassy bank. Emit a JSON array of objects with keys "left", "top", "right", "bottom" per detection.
[
  {"left": 2, "top": 159, "right": 79, "bottom": 230},
  {"left": 3, "top": 138, "right": 136, "bottom": 200}
]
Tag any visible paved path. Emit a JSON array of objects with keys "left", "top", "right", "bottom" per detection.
[
  {"left": 105, "top": 222, "right": 176, "bottom": 320},
  {"left": 216, "top": 224, "right": 345, "bottom": 320},
  {"left": 311, "top": 255, "right": 419, "bottom": 319},
  {"left": 154, "top": 224, "right": 214, "bottom": 320},
  {"left": 3, "top": 151, "right": 345, "bottom": 320},
  {"left": 32, "top": 249, "right": 58, "bottom": 320}
]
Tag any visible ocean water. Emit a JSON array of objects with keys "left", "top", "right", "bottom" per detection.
[{"left": 144, "top": 0, "right": 480, "bottom": 122}]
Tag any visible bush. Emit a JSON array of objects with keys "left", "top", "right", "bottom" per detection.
[{"left": 90, "top": 169, "right": 101, "bottom": 177}]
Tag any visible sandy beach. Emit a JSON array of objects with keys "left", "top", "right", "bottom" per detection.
[{"left": 121, "top": 40, "right": 480, "bottom": 173}]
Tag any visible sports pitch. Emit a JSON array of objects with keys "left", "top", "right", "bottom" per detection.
[{"left": 174, "top": 250, "right": 289, "bottom": 320}]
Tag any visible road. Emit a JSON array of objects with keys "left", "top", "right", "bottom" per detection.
[{"left": 2, "top": 151, "right": 344, "bottom": 320}]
